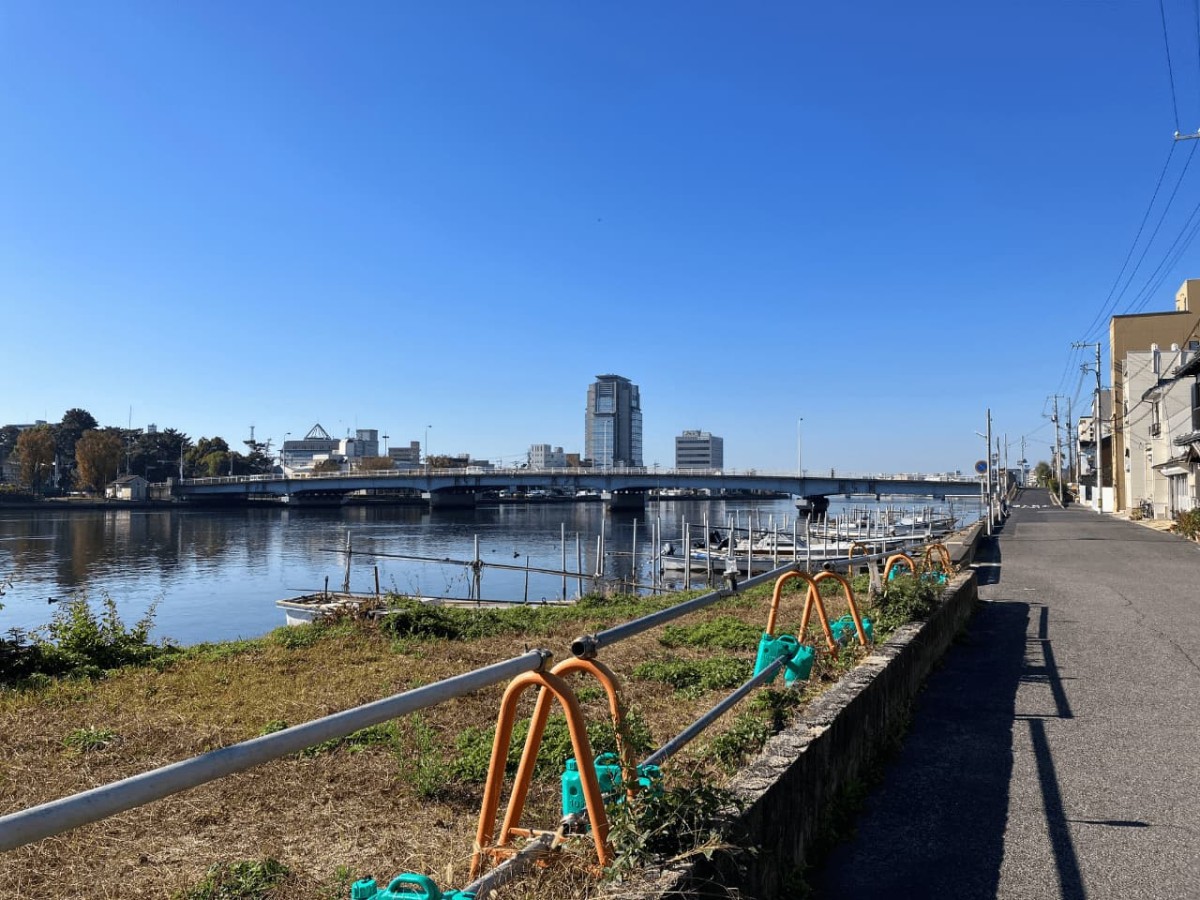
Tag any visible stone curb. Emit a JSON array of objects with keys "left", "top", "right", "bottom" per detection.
[{"left": 601, "top": 567, "right": 981, "bottom": 900}]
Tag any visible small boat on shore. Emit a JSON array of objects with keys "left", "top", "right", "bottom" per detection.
[{"left": 276, "top": 591, "right": 574, "bottom": 627}]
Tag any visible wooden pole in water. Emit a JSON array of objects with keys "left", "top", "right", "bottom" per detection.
[
  {"left": 631, "top": 519, "right": 638, "bottom": 593},
  {"left": 704, "top": 512, "right": 712, "bottom": 585},
  {"left": 561, "top": 523, "right": 567, "bottom": 602},
  {"left": 524, "top": 555, "right": 530, "bottom": 603},
  {"left": 684, "top": 521, "right": 691, "bottom": 591},
  {"left": 374, "top": 566, "right": 380, "bottom": 598},
  {"left": 342, "top": 532, "right": 352, "bottom": 594},
  {"left": 576, "top": 533, "right": 583, "bottom": 597}
]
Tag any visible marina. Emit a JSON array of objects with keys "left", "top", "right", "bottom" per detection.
[{"left": 0, "top": 496, "right": 981, "bottom": 646}]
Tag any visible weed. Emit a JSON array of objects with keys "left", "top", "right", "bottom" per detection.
[
  {"left": 399, "top": 714, "right": 452, "bottom": 799},
  {"left": 174, "top": 858, "right": 289, "bottom": 899},
  {"left": 659, "top": 616, "right": 762, "bottom": 651},
  {"left": 632, "top": 657, "right": 751, "bottom": 696},
  {"left": 867, "top": 574, "right": 943, "bottom": 635},
  {"left": 705, "top": 711, "right": 772, "bottom": 771},
  {"left": 606, "top": 780, "right": 749, "bottom": 880},
  {"left": 301, "top": 722, "right": 401, "bottom": 757},
  {"left": 63, "top": 726, "right": 117, "bottom": 753}
]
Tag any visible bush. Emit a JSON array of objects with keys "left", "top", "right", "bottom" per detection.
[
  {"left": 869, "top": 574, "right": 944, "bottom": 635},
  {"left": 1173, "top": 508, "right": 1200, "bottom": 539},
  {"left": 0, "top": 595, "right": 179, "bottom": 686},
  {"left": 632, "top": 658, "right": 752, "bottom": 696}
]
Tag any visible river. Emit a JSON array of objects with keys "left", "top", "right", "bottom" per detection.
[{"left": 0, "top": 496, "right": 980, "bottom": 646}]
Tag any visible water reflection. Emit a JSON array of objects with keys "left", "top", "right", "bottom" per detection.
[{"left": 0, "top": 497, "right": 979, "bottom": 646}]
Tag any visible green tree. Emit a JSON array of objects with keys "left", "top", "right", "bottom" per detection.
[
  {"left": 1032, "top": 462, "right": 1051, "bottom": 487},
  {"left": 312, "top": 458, "right": 342, "bottom": 473},
  {"left": 0, "top": 425, "right": 20, "bottom": 461},
  {"left": 358, "top": 456, "right": 394, "bottom": 471},
  {"left": 129, "top": 429, "right": 190, "bottom": 482},
  {"left": 75, "top": 430, "right": 124, "bottom": 495},
  {"left": 15, "top": 425, "right": 56, "bottom": 495},
  {"left": 55, "top": 408, "right": 99, "bottom": 464}
]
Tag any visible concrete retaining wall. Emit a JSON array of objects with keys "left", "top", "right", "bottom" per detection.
[{"left": 603, "top": 567, "right": 981, "bottom": 899}]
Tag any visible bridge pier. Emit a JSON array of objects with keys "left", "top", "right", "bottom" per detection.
[
  {"left": 795, "top": 495, "right": 830, "bottom": 518},
  {"left": 424, "top": 491, "right": 478, "bottom": 510},
  {"left": 603, "top": 490, "right": 646, "bottom": 513}
]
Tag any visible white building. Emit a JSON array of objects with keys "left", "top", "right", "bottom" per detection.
[{"left": 528, "top": 444, "right": 566, "bottom": 468}]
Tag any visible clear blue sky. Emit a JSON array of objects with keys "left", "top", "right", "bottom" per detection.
[{"left": 3, "top": 1, "right": 1197, "bottom": 473}]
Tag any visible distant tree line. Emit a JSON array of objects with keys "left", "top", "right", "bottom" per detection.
[{"left": 0, "top": 408, "right": 275, "bottom": 498}]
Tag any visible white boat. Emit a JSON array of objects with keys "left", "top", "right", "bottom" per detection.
[{"left": 276, "top": 592, "right": 573, "bottom": 627}]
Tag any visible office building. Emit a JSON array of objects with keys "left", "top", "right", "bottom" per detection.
[
  {"left": 585, "top": 374, "right": 642, "bottom": 468},
  {"left": 528, "top": 444, "right": 566, "bottom": 468},
  {"left": 675, "top": 430, "right": 724, "bottom": 470}
]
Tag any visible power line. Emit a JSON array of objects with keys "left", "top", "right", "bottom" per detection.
[
  {"left": 1111, "top": 139, "right": 1199, "bottom": 317},
  {"left": 1078, "top": 142, "right": 1177, "bottom": 342},
  {"left": 1162, "top": 0, "right": 1182, "bottom": 134}
]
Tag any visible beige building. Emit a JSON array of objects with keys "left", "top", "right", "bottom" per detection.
[{"left": 1109, "top": 279, "right": 1200, "bottom": 511}]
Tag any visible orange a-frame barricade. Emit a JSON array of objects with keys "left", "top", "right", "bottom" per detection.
[{"left": 469, "top": 669, "right": 611, "bottom": 879}]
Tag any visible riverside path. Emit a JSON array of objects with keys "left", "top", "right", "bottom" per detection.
[{"left": 811, "top": 487, "right": 1200, "bottom": 900}]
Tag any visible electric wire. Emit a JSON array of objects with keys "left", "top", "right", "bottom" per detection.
[
  {"left": 1079, "top": 142, "right": 1178, "bottom": 341},
  {"left": 1111, "top": 140, "right": 1199, "bottom": 317},
  {"left": 1162, "top": 0, "right": 1183, "bottom": 133},
  {"left": 1126, "top": 208, "right": 1200, "bottom": 314}
]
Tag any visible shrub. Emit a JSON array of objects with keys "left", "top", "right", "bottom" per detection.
[
  {"left": 869, "top": 574, "right": 944, "bottom": 635},
  {"left": 606, "top": 781, "right": 748, "bottom": 880},
  {"left": 1173, "top": 508, "right": 1200, "bottom": 540}
]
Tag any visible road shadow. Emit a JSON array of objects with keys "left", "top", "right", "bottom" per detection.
[
  {"left": 973, "top": 532, "right": 1003, "bottom": 585},
  {"left": 809, "top": 599, "right": 1029, "bottom": 898}
]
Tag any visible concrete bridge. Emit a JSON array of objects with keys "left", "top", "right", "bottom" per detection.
[{"left": 162, "top": 467, "right": 986, "bottom": 511}]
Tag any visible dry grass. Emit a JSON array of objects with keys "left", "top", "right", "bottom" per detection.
[{"left": 0, "top": 579, "right": 884, "bottom": 900}]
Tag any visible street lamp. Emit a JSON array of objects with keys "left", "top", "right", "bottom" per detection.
[
  {"left": 796, "top": 417, "right": 804, "bottom": 477},
  {"left": 282, "top": 433, "right": 291, "bottom": 471},
  {"left": 424, "top": 425, "right": 431, "bottom": 474}
]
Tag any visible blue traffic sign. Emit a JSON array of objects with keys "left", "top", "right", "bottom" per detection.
[{"left": 974, "top": 460, "right": 988, "bottom": 475}]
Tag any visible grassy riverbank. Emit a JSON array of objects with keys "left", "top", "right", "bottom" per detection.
[{"left": 0, "top": 573, "right": 943, "bottom": 899}]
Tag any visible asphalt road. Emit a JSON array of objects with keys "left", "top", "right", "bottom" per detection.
[{"left": 810, "top": 488, "right": 1200, "bottom": 899}]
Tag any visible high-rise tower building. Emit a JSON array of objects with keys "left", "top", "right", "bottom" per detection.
[{"left": 585, "top": 374, "right": 643, "bottom": 468}]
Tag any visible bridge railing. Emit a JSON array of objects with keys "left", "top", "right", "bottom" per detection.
[{"left": 169, "top": 468, "right": 980, "bottom": 489}]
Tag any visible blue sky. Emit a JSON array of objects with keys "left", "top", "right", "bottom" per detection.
[{"left": 2, "top": 1, "right": 1198, "bottom": 473}]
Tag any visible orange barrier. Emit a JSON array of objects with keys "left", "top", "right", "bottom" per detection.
[
  {"left": 809, "top": 570, "right": 869, "bottom": 646},
  {"left": 922, "top": 542, "right": 952, "bottom": 575},
  {"left": 883, "top": 552, "right": 917, "bottom": 582},
  {"left": 499, "top": 657, "right": 635, "bottom": 851},
  {"left": 469, "top": 670, "right": 611, "bottom": 879},
  {"left": 765, "top": 570, "right": 836, "bottom": 652}
]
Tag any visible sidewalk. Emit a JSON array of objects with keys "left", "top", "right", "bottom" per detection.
[{"left": 809, "top": 488, "right": 1200, "bottom": 899}]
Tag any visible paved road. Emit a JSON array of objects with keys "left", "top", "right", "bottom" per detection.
[{"left": 811, "top": 488, "right": 1200, "bottom": 899}]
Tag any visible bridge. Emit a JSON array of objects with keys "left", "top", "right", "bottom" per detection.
[{"left": 162, "top": 467, "right": 987, "bottom": 511}]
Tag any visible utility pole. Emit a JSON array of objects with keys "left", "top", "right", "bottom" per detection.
[
  {"left": 986, "top": 408, "right": 994, "bottom": 529},
  {"left": 1073, "top": 341, "right": 1103, "bottom": 512},
  {"left": 1052, "top": 395, "right": 1063, "bottom": 505},
  {"left": 1066, "top": 399, "right": 1075, "bottom": 487}
]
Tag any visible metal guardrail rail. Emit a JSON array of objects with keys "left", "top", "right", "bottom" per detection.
[{"left": 0, "top": 650, "right": 550, "bottom": 853}]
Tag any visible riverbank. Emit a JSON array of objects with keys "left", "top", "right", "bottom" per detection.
[{"left": 0, "top": 566, "right": 945, "bottom": 899}]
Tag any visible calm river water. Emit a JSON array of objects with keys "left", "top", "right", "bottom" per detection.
[{"left": 0, "top": 497, "right": 979, "bottom": 646}]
